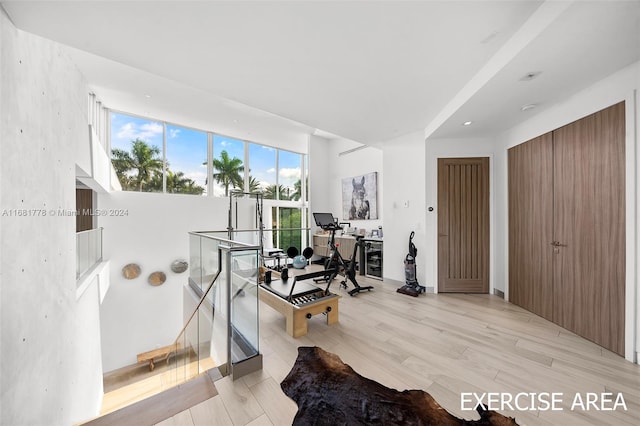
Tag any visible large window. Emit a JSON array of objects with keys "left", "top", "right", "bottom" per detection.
[
  {"left": 248, "top": 143, "right": 276, "bottom": 199},
  {"left": 304, "top": 155, "right": 309, "bottom": 202},
  {"left": 278, "top": 150, "right": 302, "bottom": 201},
  {"left": 277, "top": 207, "right": 302, "bottom": 251},
  {"left": 110, "top": 112, "right": 164, "bottom": 192},
  {"left": 109, "top": 110, "right": 307, "bottom": 217},
  {"left": 212, "top": 135, "right": 245, "bottom": 197},
  {"left": 165, "top": 125, "right": 207, "bottom": 195}
]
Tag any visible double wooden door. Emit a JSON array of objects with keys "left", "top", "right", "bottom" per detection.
[{"left": 509, "top": 102, "right": 625, "bottom": 355}]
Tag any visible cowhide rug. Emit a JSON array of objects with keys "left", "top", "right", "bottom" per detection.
[{"left": 281, "top": 346, "right": 518, "bottom": 426}]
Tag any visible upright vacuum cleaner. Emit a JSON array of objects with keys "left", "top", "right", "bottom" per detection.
[{"left": 397, "top": 231, "right": 426, "bottom": 297}]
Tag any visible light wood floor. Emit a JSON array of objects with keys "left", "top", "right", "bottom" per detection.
[
  {"left": 111, "top": 273, "right": 639, "bottom": 426},
  {"left": 101, "top": 358, "right": 216, "bottom": 416}
]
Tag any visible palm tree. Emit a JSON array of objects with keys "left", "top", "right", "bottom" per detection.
[
  {"left": 212, "top": 150, "right": 244, "bottom": 196},
  {"left": 147, "top": 169, "right": 205, "bottom": 195},
  {"left": 147, "top": 170, "right": 164, "bottom": 192},
  {"left": 111, "top": 139, "right": 163, "bottom": 191},
  {"left": 264, "top": 184, "right": 286, "bottom": 200},
  {"left": 166, "top": 171, "right": 205, "bottom": 195},
  {"left": 248, "top": 176, "right": 262, "bottom": 193},
  {"left": 181, "top": 179, "right": 206, "bottom": 195},
  {"left": 111, "top": 148, "right": 135, "bottom": 190},
  {"left": 290, "top": 179, "right": 302, "bottom": 201}
]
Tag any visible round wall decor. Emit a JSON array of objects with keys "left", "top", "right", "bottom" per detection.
[
  {"left": 148, "top": 271, "right": 166, "bottom": 286},
  {"left": 122, "top": 263, "right": 141, "bottom": 279},
  {"left": 170, "top": 259, "right": 188, "bottom": 274}
]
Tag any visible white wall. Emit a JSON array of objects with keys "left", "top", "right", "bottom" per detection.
[
  {"left": 0, "top": 9, "right": 104, "bottom": 425},
  {"left": 308, "top": 135, "right": 331, "bottom": 235},
  {"left": 494, "top": 61, "right": 639, "bottom": 363},
  {"left": 381, "top": 131, "right": 426, "bottom": 285},
  {"left": 97, "top": 191, "right": 230, "bottom": 371},
  {"left": 326, "top": 139, "right": 384, "bottom": 233}
]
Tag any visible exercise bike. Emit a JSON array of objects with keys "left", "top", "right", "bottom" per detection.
[{"left": 313, "top": 213, "right": 373, "bottom": 296}]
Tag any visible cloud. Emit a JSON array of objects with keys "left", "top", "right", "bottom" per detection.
[
  {"left": 266, "top": 167, "right": 276, "bottom": 174},
  {"left": 169, "top": 128, "right": 181, "bottom": 139},
  {"left": 185, "top": 171, "right": 207, "bottom": 185},
  {"left": 279, "top": 167, "right": 301, "bottom": 180},
  {"left": 116, "top": 121, "right": 163, "bottom": 141},
  {"left": 115, "top": 123, "right": 135, "bottom": 139}
]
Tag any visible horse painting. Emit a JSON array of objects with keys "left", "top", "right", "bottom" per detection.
[
  {"left": 342, "top": 172, "right": 377, "bottom": 221},
  {"left": 349, "top": 176, "right": 370, "bottom": 220}
]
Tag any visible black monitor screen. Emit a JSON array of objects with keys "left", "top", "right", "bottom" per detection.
[{"left": 313, "top": 212, "right": 336, "bottom": 227}]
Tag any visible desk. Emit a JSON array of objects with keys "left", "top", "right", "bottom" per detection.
[
  {"left": 258, "top": 269, "right": 341, "bottom": 337},
  {"left": 313, "top": 234, "right": 357, "bottom": 258}
]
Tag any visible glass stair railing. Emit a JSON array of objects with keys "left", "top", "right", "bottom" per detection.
[
  {"left": 165, "top": 232, "right": 262, "bottom": 388},
  {"left": 76, "top": 227, "right": 103, "bottom": 283}
]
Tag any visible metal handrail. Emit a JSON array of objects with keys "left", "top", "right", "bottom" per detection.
[
  {"left": 190, "top": 227, "right": 311, "bottom": 235},
  {"left": 173, "top": 269, "right": 222, "bottom": 346}
]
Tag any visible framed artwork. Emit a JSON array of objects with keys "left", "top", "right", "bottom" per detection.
[{"left": 342, "top": 172, "right": 378, "bottom": 220}]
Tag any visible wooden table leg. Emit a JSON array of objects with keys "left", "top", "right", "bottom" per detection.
[{"left": 326, "top": 301, "right": 339, "bottom": 326}]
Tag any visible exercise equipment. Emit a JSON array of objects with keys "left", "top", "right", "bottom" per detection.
[
  {"left": 285, "top": 245, "right": 314, "bottom": 269},
  {"left": 228, "top": 191, "right": 266, "bottom": 256},
  {"left": 293, "top": 255, "right": 307, "bottom": 269},
  {"left": 313, "top": 212, "right": 373, "bottom": 296},
  {"left": 258, "top": 268, "right": 340, "bottom": 337},
  {"left": 397, "top": 231, "right": 426, "bottom": 297}
]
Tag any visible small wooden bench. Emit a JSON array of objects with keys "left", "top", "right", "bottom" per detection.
[{"left": 137, "top": 342, "right": 181, "bottom": 371}]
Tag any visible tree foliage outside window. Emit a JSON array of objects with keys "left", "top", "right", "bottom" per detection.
[
  {"left": 212, "top": 135, "right": 245, "bottom": 196},
  {"left": 111, "top": 139, "right": 163, "bottom": 192},
  {"left": 112, "top": 139, "right": 205, "bottom": 194},
  {"left": 166, "top": 124, "right": 207, "bottom": 195},
  {"left": 277, "top": 207, "right": 302, "bottom": 251},
  {"left": 109, "top": 111, "right": 307, "bottom": 233},
  {"left": 212, "top": 150, "right": 244, "bottom": 196}
]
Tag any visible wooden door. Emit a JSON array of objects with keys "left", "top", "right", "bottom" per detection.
[
  {"left": 438, "top": 157, "right": 489, "bottom": 293},
  {"left": 76, "top": 188, "right": 93, "bottom": 232},
  {"left": 508, "top": 133, "right": 554, "bottom": 319},
  {"left": 552, "top": 102, "right": 625, "bottom": 355}
]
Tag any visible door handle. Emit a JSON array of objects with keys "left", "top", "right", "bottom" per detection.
[{"left": 550, "top": 241, "right": 567, "bottom": 247}]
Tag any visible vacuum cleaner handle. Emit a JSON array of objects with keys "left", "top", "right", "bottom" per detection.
[{"left": 409, "top": 231, "right": 417, "bottom": 257}]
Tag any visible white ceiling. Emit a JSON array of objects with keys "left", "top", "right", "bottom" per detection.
[{"left": 2, "top": 1, "right": 639, "bottom": 145}]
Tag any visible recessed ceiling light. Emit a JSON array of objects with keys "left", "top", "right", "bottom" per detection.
[
  {"left": 144, "top": 94, "right": 152, "bottom": 98},
  {"left": 519, "top": 71, "right": 542, "bottom": 81},
  {"left": 462, "top": 121, "right": 473, "bottom": 126},
  {"left": 521, "top": 104, "right": 537, "bottom": 112}
]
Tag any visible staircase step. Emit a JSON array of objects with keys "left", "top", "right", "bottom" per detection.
[{"left": 81, "top": 370, "right": 218, "bottom": 426}]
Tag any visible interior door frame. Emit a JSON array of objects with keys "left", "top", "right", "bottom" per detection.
[
  {"left": 434, "top": 155, "right": 494, "bottom": 295},
  {"left": 623, "top": 92, "right": 637, "bottom": 363}
]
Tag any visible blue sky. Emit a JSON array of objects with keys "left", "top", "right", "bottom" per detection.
[{"left": 111, "top": 112, "right": 302, "bottom": 195}]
